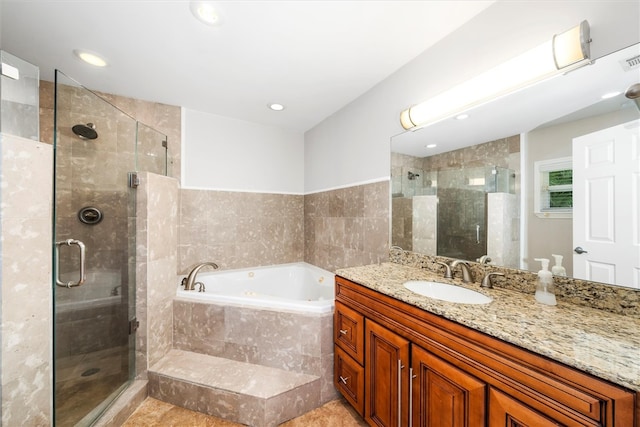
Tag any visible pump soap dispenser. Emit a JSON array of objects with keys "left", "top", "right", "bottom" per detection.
[
  {"left": 551, "top": 254, "right": 567, "bottom": 277},
  {"left": 534, "top": 258, "right": 557, "bottom": 306}
]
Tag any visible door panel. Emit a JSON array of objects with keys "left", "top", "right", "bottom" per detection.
[
  {"left": 573, "top": 119, "right": 640, "bottom": 288},
  {"left": 365, "top": 320, "right": 410, "bottom": 427},
  {"left": 412, "top": 345, "right": 486, "bottom": 427},
  {"left": 489, "top": 388, "right": 562, "bottom": 427},
  {"left": 53, "top": 71, "right": 137, "bottom": 427}
]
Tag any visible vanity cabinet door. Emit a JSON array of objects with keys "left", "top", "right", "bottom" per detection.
[
  {"left": 335, "top": 301, "right": 365, "bottom": 364},
  {"left": 411, "top": 345, "right": 486, "bottom": 427},
  {"left": 365, "top": 320, "right": 410, "bottom": 427},
  {"left": 334, "top": 345, "right": 365, "bottom": 416},
  {"left": 489, "top": 388, "right": 565, "bottom": 427}
]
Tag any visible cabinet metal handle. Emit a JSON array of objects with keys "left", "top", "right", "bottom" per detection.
[
  {"left": 339, "top": 376, "right": 349, "bottom": 384},
  {"left": 409, "top": 368, "right": 416, "bottom": 426},
  {"left": 55, "top": 239, "right": 86, "bottom": 288},
  {"left": 339, "top": 329, "right": 348, "bottom": 335},
  {"left": 398, "top": 360, "right": 404, "bottom": 427}
]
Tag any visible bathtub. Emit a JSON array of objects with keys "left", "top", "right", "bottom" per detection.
[
  {"left": 56, "top": 269, "right": 123, "bottom": 313},
  {"left": 175, "top": 262, "right": 335, "bottom": 314}
]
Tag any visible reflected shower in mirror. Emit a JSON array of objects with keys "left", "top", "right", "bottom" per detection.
[{"left": 391, "top": 42, "right": 640, "bottom": 289}]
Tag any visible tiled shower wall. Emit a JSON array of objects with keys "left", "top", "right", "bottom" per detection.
[
  {"left": 39, "top": 80, "right": 182, "bottom": 181},
  {"left": 136, "top": 172, "right": 179, "bottom": 377},
  {"left": 0, "top": 134, "right": 53, "bottom": 425}
]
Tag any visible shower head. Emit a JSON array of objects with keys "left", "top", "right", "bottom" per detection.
[
  {"left": 625, "top": 83, "right": 640, "bottom": 111},
  {"left": 72, "top": 123, "right": 98, "bottom": 140}
]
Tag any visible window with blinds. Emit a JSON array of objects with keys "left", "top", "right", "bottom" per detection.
[{"left": 533, "top": 157, "right": 573, "bottom": 218}]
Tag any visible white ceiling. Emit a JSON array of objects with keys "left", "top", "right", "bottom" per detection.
[{"left": 0, "top": 0, "right": 495, "bottom": 132}]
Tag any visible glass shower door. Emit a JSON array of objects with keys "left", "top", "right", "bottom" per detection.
[
  {"left": 53, "top": 71, "right": 137, "bottom": 426},
  {"left": 436, "top": 167, "right": 488, "bottom": 261}
]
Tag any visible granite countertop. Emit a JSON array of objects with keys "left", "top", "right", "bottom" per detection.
[{"left": 336, "top": 262, "right": 640, "bottom": 392}]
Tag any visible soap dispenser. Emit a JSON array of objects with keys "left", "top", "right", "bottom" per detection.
[
  {"left": 534, "top": 258, "right": 557, "bottom": 306},
  {"left": 551, "top": 254, "right": 567, "bottom": 277}
]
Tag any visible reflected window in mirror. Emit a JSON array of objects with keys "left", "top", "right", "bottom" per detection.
[{"left": 533, "top": 157, "right": 573, "bottom": 218}]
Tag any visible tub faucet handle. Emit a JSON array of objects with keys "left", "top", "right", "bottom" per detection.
[
  {"left": 196, "top": 282, "right": 205, "bottom": 292},
  {"left": 184, "top": 262, "right": 219, "bottom": 291}
]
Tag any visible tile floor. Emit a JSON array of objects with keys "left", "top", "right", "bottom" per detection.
[
  {"left": 55, "top": 345, "right": 130, "bottom": 426},
  {"left": 123, "top": 396, "right": 368, "bottom": 426}
]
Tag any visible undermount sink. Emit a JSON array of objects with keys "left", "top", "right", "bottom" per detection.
[{"left": 404, "top": 280, "right": 492, "bottom": 305}]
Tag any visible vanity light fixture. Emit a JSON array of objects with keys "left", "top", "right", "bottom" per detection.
[
  {"left": 190, "top": 1, "right": 222, "bottom": 26},
  {"left": 268, "top": 103, "right": 285, "bottom": 111},
  {"left": 73, "top": 49, "right": 107, "bottom": 67},
  {"left": 400, "top": 20, "right": 592, "bottom": 131},
  {"left": 455, "top": 114, "right": 469, "bottom": 120},
  {"left": 426, "top": 144, "right": 437, "bottom": 149}
]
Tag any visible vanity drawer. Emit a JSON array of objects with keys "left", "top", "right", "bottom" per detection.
[
  {"left": 334, "top": 345, "right": 365, "bottom": 417},
  {"left": 334, "top": 300, "right": 364, "bottom": 364}
]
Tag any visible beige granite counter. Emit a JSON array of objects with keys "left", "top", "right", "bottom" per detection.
[{"left": 336, "top": 262, "right": 640, "bottom": 392}]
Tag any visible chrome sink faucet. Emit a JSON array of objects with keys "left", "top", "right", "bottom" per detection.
[
  {"left": 481, "top": 272, "right": 504, "bottom": 289},
  {"left": 183, "top": 262, "right": 219, "bottom": 291},
  {"left": 449, "top": 260, "right": 474, "bottom": 283},
  {"left": 476, "top": 255, "right": 492, "bottom": 264},
  {"left": 436, "top": 261, "right": 453, "bottom": 279}
]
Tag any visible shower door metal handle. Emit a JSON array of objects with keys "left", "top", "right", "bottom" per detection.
[
  {"left": 476, "top": 224, "right": 480, "bottom": 244},
  {"left": 55, "top": 239, "right": 86, "bottom": 288}
]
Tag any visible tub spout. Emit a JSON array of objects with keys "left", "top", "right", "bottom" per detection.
[{"left": 183, "top": 262, "right": 219, "bottom": 291}]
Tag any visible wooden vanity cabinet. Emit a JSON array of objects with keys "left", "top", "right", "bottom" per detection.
[
  {"left": 365, "top": 319, "right": 410, "bottom": 427},
  {"left": 412, "top": 344, "right": 486, "bottom": 427},
  {"left": 334, "top": 275, "right": 636, "bottom": 427}
]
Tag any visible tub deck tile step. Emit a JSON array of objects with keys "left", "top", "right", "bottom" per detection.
[{"left": 148, "top": 349, "right": 322, "bottom": 426}]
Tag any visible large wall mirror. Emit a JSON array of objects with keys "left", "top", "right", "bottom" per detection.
[{"left": 391, "top": 42, "right": 640, "bottom": 289}]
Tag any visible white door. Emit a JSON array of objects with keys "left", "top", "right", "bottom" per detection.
[{"left": 573, "top": 119, "right": 640, "bottom": 288}]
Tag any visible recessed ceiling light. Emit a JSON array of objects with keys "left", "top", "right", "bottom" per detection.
[
  {"left": 455, "top": 114, "right": 469, "bottom": 120},
  {"left": 601, "top": 91, "right": 621, "bottom": 99},
  {"left": 268, "top": 103, "right": 285, "bottom": 111},
  {"left": 190, "top": 1, "right": 222, "bottom": 26},
  {"left": 73, "top": 49, "right": 107, "bottom": 67},
  {"left": 426, "top": 144, "right": 437, "bottom": 149}
]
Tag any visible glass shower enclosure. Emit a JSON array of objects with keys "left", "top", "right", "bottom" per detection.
[
  {"left": 53, "top": 70, "right": 167, "bottom": 426},
  {"left": 392, "top": 164, "right": 515, "bottom": 261}
]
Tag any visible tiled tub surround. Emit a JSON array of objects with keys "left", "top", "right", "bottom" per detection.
[
  {"left": 304, "top": 180, "right": 390, "bottom": 273},
  {"left": 178, "top": 189, "right": 304, "bottom": 273},
  {"left": 172, "top": 299, "right": 337, "bottom": 401},
  {"left": 336, "top": 261, "right": 640, "bottom": 392}
]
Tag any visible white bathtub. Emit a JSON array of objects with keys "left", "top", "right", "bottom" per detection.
[
  {"left": 175, "top": 262, "right": 335, "bottom": 314},
  {"left": 56, "top": 269, "right": 123, "bottom": 313}
]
